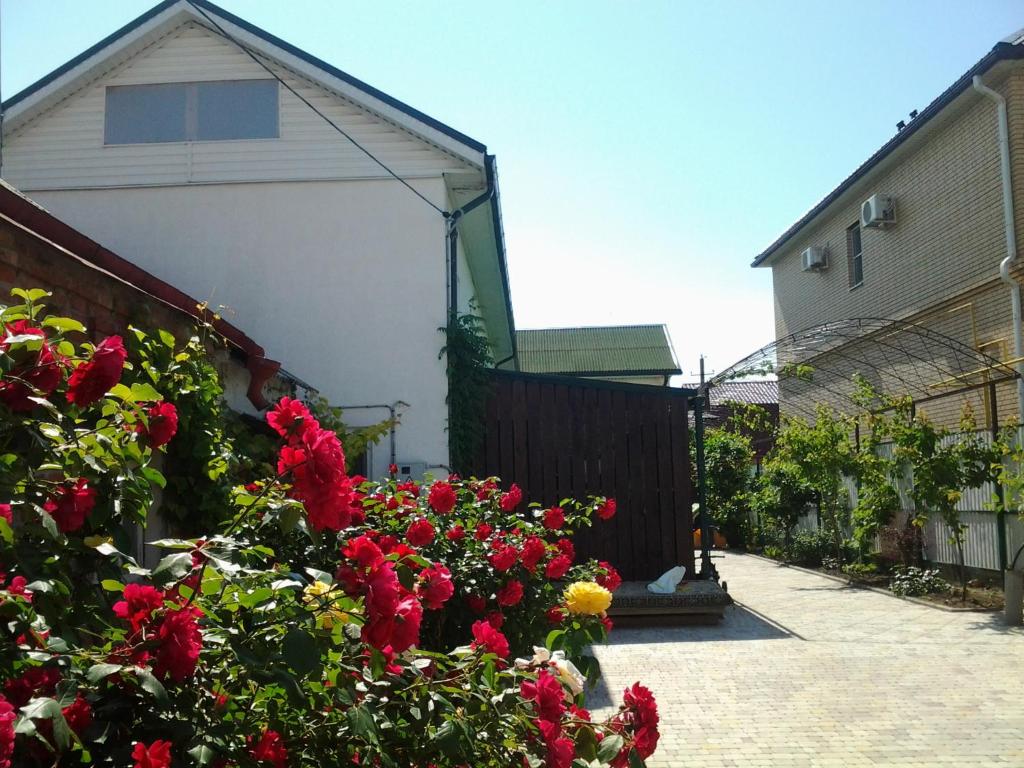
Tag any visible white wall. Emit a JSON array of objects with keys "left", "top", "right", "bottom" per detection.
[{"left": 30, "top": 179, "right": 453, "bottom": 479}]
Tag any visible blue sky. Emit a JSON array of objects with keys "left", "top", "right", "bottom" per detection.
[{"left": 3, "top": 1, "right": 1022, "bottom": 375}]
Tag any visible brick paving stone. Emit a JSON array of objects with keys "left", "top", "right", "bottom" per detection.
[{"left": 589, "top": 552, "right": 1024, "bottom": 768}]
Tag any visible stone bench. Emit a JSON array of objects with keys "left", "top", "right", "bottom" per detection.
[{"left": 608, "top": 580, "right": 732, "bottom": 626}]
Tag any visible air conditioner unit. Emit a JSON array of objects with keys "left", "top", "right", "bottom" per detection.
[
  {"left": 801, "top": 246, "right": 828, "bottom": 272},
  {"left": 861, "top": 194, "right": 896, "bottom": 228}
]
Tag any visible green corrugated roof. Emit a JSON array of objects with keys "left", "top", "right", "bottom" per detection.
[{"left": 516, "top": 325, "right": 681, "bottom": 376}]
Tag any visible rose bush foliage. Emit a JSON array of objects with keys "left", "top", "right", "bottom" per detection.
[{"left": 0, "top": 290, "right": 658, "bottom": 768}]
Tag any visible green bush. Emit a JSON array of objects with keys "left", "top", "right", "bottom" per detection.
[{"left": 890, "top": 566, "right": 951, "bottom": 597}]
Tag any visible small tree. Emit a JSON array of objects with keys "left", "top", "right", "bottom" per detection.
[
  {"left": 750, "top": 459, "right": 816, "bottom": 548},
  {"left": 696, "top": 428, "right": 754, "bottom": 546},
  {"left": 771, "top": 406, "right": 858, "bottom": 564}
]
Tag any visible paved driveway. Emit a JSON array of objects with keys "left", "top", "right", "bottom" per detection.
[{"left": 590, "top": 552, "right": 1024, "bottom": 768}]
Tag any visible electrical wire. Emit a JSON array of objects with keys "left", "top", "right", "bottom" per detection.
[{"left": 185, "top": 0, "right": 447, "bottom": 217}]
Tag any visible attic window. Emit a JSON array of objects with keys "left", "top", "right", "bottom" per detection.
[{"left": 104, "top": 80, "right": 279, "bottom": 144}]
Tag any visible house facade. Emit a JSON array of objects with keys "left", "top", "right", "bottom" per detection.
[
  {"left": 1, "top": 0, "right": 515, "bottom": 479},
  {"left": 753, "top": 31, "right": 1024, "bottom": 428},
  {"left": 516, "top": 325, "right": 681, "bottom": 386}
]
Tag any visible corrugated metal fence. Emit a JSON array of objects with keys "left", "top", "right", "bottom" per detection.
[{"left": 787, "top": 429, "right": 1024, "bottom": 571}]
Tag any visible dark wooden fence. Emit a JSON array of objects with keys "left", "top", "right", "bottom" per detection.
[{"left": 469, "top": 370, "right": 695, "bottom": 581}]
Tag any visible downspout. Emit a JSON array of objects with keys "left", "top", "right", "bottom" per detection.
[{"left": 973, "top": 75, "right": 1024, "bottom": 426}]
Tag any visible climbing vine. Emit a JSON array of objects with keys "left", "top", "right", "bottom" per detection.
[{"left": 441, "top": 312, "right": 493, "bottom": 474}]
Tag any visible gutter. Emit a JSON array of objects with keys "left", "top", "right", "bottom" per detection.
[
  {"left": 0, "top": 183, "right": 281, "bottom": 408},
  {"left": 972, "top": 74, "right": 1024, "bottom": 426}
]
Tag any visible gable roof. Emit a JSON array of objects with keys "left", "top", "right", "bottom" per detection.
[
  {"left": 2, "top": 0, "right": 517, "bottom": 363},
  {"left": 3, "top": 0, "right": 486, "bottom": 162},
  {"left": 752, "top": 35, "right": 1024, "bottom": 268},
  {"left": 678, "top": 379, "right": 778, "bottom": 406},
  {"left": 516, "top": 325, "right": 681, "bottom": 377}
]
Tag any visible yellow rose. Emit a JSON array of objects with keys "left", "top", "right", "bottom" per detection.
[
  {"left": 303, "top": 580, "right": 351, "bottom": 629},
  {"left": 563, "top": 581, "right": 612, "bottom": 615}
]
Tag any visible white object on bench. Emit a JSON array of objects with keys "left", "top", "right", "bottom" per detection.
[{"left": 647, "top": 565, "right": 686, "bottom": 594}]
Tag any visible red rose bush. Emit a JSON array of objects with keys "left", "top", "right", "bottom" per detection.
[{"left": 0, "top": 289, "right": 658, "bottom": 767}]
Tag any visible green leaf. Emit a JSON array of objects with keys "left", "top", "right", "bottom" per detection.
[
  {"left": 141, "top": 466, "right": 167, "bottom": 489},
  {"left": 87, "top": 663, "right": 123, "bottom": 683},
  {"left": 188, "top": 745, "right": 216, "bottom": 766},
  {"left": 305, "top": 567, "right": 333, "bottom": 586},
  {"left": 148, "top": 538, "right": 197, "bottom": 550},
  {"left": 129, "top": 382, "right": 163, "bottom": 402},
  {"left": 158, "top": 329, "right": 176, "bottom": 349},
  {"left": 41, "top": 316, "right": 86, "bottom": 333},
  {"left": 100, "top": 579, "right": 124, "bottom": 592},
  {"left": 11, "top": 288, "right": 50, "bottom": 302},
  {"left": 0, "top": 517, "right": 12, "bottom": 544},
  {"left": 282, "top": 629, "right": 319, "bottom": 677},
  {"left": 136, "top": 669, "right": 168, "bottom": 703},
  {"left": 107, "top": 383, "right": 133, "bottom": 402},
  {"left": 347, "top": 706, "right": 380, "bottom": 744},
  {"left": 596, "top": 733, "right": 624, "bottom": 762},
  {"left": 152, "top": 552, "right": 194, "bottom": 582}
]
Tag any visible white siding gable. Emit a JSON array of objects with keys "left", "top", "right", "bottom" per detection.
[{"left": 4, "top": 22, "right": 476, "bottom": 191}]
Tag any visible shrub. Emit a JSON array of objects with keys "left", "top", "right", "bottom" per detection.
[
  {"left": 889, "top": 566, "right": 951, "bottom": 597},
  {"left": 0, "top": 289, "right": 659, "bottom": 768}
]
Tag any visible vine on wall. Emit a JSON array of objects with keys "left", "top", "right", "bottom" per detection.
[{"left": 441, "top": 312, "right": 493, "bottom": 474}]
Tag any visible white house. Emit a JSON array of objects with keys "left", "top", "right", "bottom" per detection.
[{"left": 1, "top": 0, "right": 516, "bottom": 479}]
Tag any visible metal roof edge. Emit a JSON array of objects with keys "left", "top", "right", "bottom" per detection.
[
  {"left": 751, "top": 42, "right": 1024, "bottom": 268},
  {"left": 489, "top": 368, "right": 695, "bottom": 397}
]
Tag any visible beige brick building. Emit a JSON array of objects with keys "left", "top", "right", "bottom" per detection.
[{"left": 754, "top": 31, "right": 1024, "bottom": 429}]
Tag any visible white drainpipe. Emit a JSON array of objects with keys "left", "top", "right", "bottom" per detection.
[{"left": 973, "top": 74, "right": 1024, "bottom": 426}]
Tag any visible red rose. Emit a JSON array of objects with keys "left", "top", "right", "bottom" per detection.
[
  {"left": 141, "top": 401, "right": 178, "bottom": 448},
  {"left": 3, "top": 666, "right": 60, "bottom": 708},
  {"left": 153, "top": 605, "right": 202, "bottom": 682},
  {"left": 520, "top": 670, "right": 566, "bottom": 723},
  {"left": 365, "top": 564, "right": 400, "bottom": 619},
  {"left": 113, "top": 583, "right": 165, "bottom": 632},
  {"left": 519, "top": 535, "right": 546, "bottom": 573},
  {"left": 496, "top": 579, "right": 523, "bottom": 607},
  {"left": 0, "top": 322, "right": 63, "bottom": 412},
  {"left": 499, "top": 483, "right": 522, "bottom": 511},
  {"left": 0, "top": 505, "right": 10, "bottom": 526},
  {"left": 67, "top": 335, "right": 126, "bottom": 407},
  {"left": 445, "top": 524, "right": 466, "bottom": 542},
  {"left": 543, "top": 507, "right": 565, "bottom": 530},
  {"left": 597, "top": 498, "right": 617, "bottom": 520},
  {"left": 267, "top": 397, "right": 313, "bottom": 441},
  {"left": 470, "top": 619, "right": 509, "bottom": 659},
  {"left": 43, "top": 478, "right": 96, "bottom": 533},
  {"left": 417, "top": 563, "right": 454, "bottom": 610},
  {"left": 132, "top": 740, "right": 172, "bottom": 768},
  {"left": 537, "top": 719, "right": 575, "bottom": 768},
  {"left": 474, "top": 522, "right": 493, "bottom": 541},
  {"left": 250, "top": 729, "right": 288, "bottom": 768},
  {"left": 556, "top": 538, "right": 575, "bottom": 562},
  {"left": 597, "top": 561, "right": 622, "bottom": 592},
  {"left": 62, "top": 694, "right": 92, "bottom": 735},
  {"left": 601, "top": 615, "right": 614, "bottom": 634},
  {"left": 485, "top": 610, "right": 505, "bottom": 629},
  {"left": 489, "top": 542, "right": 518, "bottom": 572},
  {"left": 546, "top": 605, "right": 566, "bottom": 624},
  {"left": 466, "top": 595, "right": 486, "bottom": 614},
  {"left": 406, "top": 518, "right": 435, "bottom": 548},
  {"left": 0, "top": 695, "right": 13, "bottom": 768},
  {"left": 343, "top": 535, "right": 385, "bottom": 568},
  {"left": 388, "top": 463, "right": 398, "bottom": 476},
  {"left": 427, "top": 481, "right": 457, "bottom": 514},
  {"left": 617, "top": 683, "right": 660, "bottom": 760},
  {"left": 544, "top": 554, "right": 571, "bottom": 580},
  {"left": 366, "top": 594, "right": 422, "bottom": 653}
]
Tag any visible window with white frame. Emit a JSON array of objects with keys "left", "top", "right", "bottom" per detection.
[{"left": 104, "top": 80, "right": 279, "bottom": 144}]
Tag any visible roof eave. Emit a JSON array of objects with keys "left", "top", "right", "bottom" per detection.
[{"left": 751, "top": 42, "right": 1024, "bottom": 268}]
